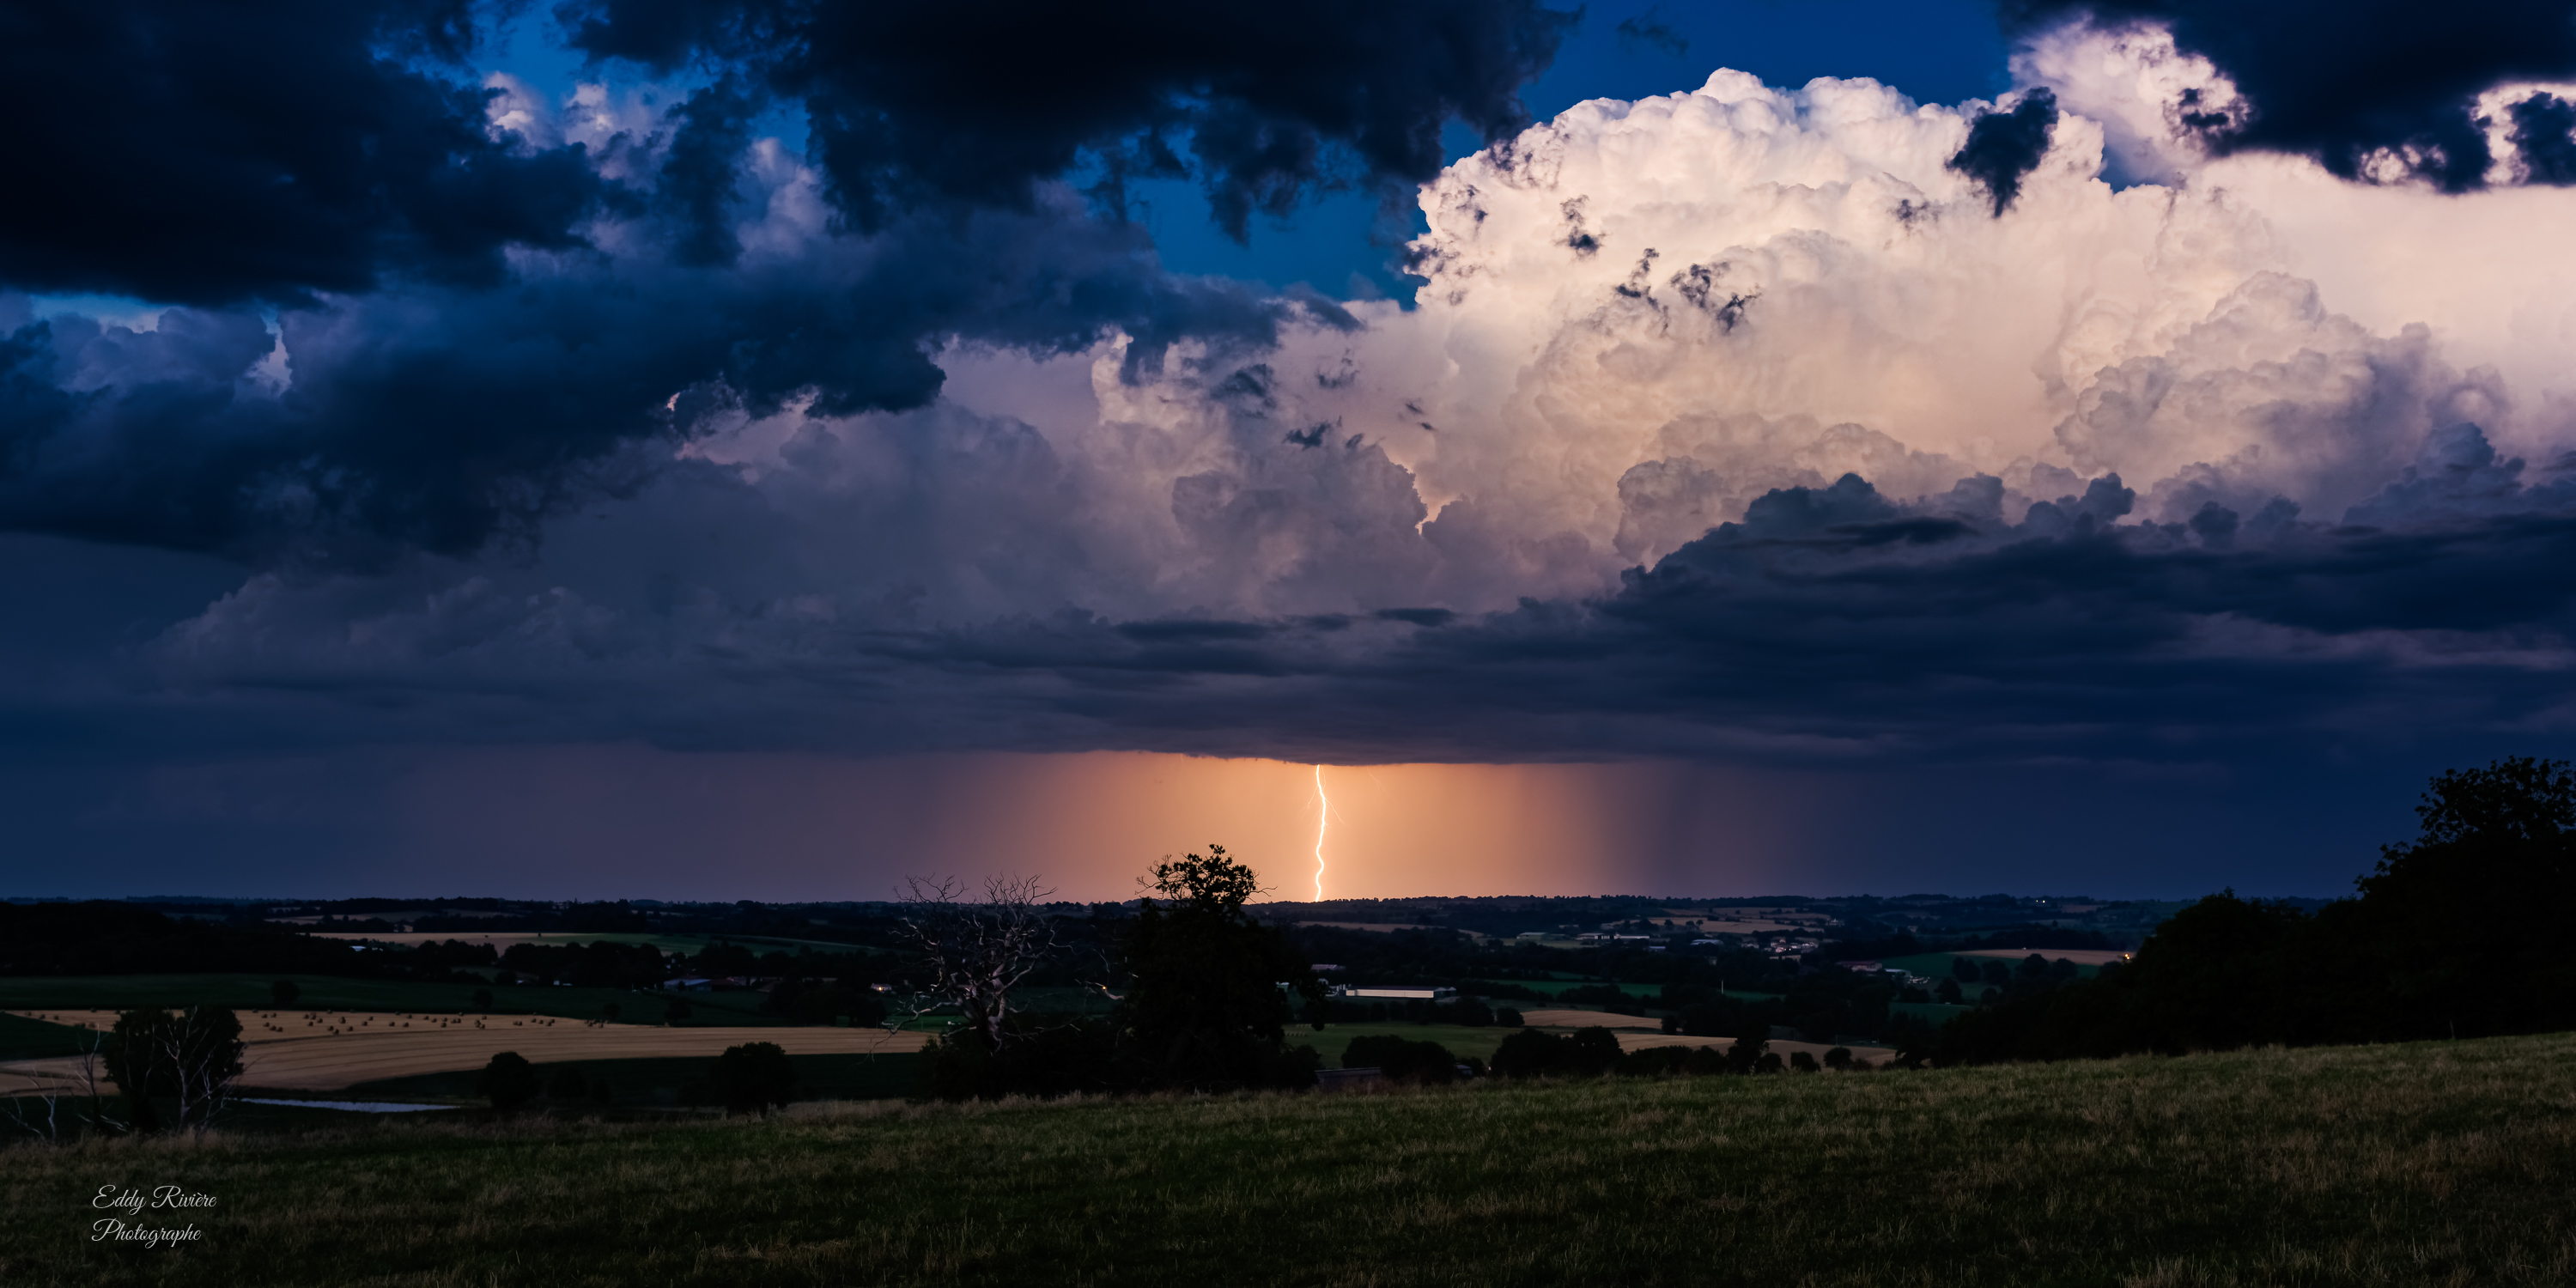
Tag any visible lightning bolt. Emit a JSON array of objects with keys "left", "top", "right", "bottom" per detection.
[{"left": 1312, "top": 763, "right": 1330, "bottom": 902}]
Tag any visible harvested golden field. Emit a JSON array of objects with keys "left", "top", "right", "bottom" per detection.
[
  {"left": 0, "top": 1011, "right": 927, "bottom": 1092},
  {"left": 1512, "top": 1009, "right": 1893, "bottom": 1065}
]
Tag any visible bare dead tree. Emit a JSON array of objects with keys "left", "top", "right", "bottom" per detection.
[
  {"left": 2, "top": 1060, "right": 77, "bottom": 1144},
  {"left": 895, "top": 874, "right": 1060, "bottom": 1053},
  {"left": 160, "top": 1006, "right": 246, "bottom": 1133},
  {"left": 3, "top": 1030, "right": 121, "bottom": 1144}
]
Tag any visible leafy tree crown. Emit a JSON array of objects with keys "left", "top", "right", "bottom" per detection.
[
  {"left": 2400, "top": 756, "right": 2576, "bottom": 849},
  {"left": 1140, "top": 844, "right": 1263, "bottom": 917}
]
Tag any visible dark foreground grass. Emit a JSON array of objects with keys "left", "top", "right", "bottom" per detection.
[{"left": 5, "top": 1034, "right": 2573, "bottom": 1287}]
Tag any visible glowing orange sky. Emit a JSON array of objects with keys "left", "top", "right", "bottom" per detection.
[{"left": 373, "top": 745, "right": 1824, "bottom": 902}]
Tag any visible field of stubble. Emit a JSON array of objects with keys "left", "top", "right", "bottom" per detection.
[{"left": 4, "top": 1032, "right": 2572, "bottom": 1288}]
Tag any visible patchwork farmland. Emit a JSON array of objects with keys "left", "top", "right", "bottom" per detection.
[{"left": 0, "top": 1010, "right": 925, "bottom": 1093}]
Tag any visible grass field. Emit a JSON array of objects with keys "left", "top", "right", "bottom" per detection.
[
  {"left": 1295, "top": 1023, "right": 1517, "bottom": 1066},
  {"left": 1892, "top": 999, "right": 1975, "bottom": 1026},
  {"left": 0, "top": 1013, "right": 96, "bottom": 1062},
  {"left": 0, "top": 976, "right": 788, "bottom": 1027},
  {"left": 7, "top": 1032, "right": 2572, "bottom": 1285},
  {"left": 1485, "top": 979, "right": 1661, "bottom": 999}
]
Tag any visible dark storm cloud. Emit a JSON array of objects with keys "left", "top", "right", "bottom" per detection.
[
  {"left": 0, "top": 0, "right": 1575, "bottom": 559},
  {"left": 558, "top": 0, "right": 1579, "bottom": 240},
  {"left": 804, "top": 429, "right": 2576, "bottom": 766},
  {"left": 0, "top": 208, "right": 1309, "bottom": 558},
  {"left": 2002, "top": 0, "right": 2576, "bottom": 191},
  {"left": 0, "top": 0, "right": 610, "bottom": 304},
  {"left": 2509, "top": 94, "right": 2576, "bottom": 185},
  {"left": 1948, "top": 88, "right": 2057, "bottom": 216}
]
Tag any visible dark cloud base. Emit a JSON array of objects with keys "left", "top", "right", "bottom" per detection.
[
  {"left": 2003, "top": 0, "right": 2576, "bottom": 190},
  {"left": 0, "top": 0, "right": 1570, "bottom": 561},
  {"left": 63, "top": 429, "right": 2574, "bottom": 780}
]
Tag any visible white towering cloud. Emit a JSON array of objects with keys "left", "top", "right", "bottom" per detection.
[{"left": 118, "top": 21, "right": 2576, "bottom": 765}]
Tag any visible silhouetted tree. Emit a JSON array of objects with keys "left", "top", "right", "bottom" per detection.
[
  {"left": 896, "top": 873, "right": 1060, "bottom": 1054},
  {"left": 2358, "top": 756, "right": 2576, "bottom": 1037},
  {"left": 100, "top": 1006, "right": 242, "bottom": 1134},
  {"left": 1116, "top": 845, "right": 1323, "bottom": 1091},
  {"left": 1727, "top": 1018, "right": 1768, "bottom": 1072}
]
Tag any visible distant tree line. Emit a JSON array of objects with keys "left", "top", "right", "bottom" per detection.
[
  {"left": 1355, "top": 1024, "right": 1869, "bottom": 1084},
  {"left": 0, "top": 904, "right": 477, "bottom": 981},
  {"left": 1941, "top": 759, "right": 2576, "bottom": 1063}
]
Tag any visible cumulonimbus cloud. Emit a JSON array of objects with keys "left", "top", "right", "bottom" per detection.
[{"left": 26, "top": 15, "right": 2576, "bottom": 770}]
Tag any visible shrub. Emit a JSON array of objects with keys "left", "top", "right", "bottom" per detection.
[
  {"left": 1790, "top": 1050, "right": 1820, "bottom": 1072},
  {"left": 1824, "top": 1046, "right": 1853, "bottom": 1070},
  {"left": 1495, "top": 1007, "right": 1524, "bottom": 1028},
  {"left": 479, "top": 1052, "right": 539, "bottom": 1113},
  {"left": 1567, "top": 1026, "right": 1623, "bottom": 1075},
  {"left": 1343, "top": 1035, "right": 1457, "bottom": 1084},
  {"left": 270, "top": 980, "right": 300, "bottom": 1006},
  {"left": 1490, "top": 1029, "right": 1574, "bottom": 1078},
  {"left": 711, "top": 1042, "right": 796, "bottom": 1115}
]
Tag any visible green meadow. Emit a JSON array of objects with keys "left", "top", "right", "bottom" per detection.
[
  {"left": 1880, "top": 951, "right": 2110, "bottom": 981},
  {"left": 1293, "top": 1022, "right": 1517, "bottom": 1066},
  {"left": 6, "top": 1033, "right": 2572, "bottom": 1286}
]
